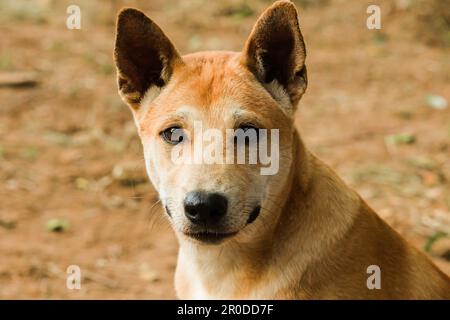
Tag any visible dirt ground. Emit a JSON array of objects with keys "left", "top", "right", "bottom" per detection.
[{"left": 0, "top": 0, "right": 449, "bottom": 299}]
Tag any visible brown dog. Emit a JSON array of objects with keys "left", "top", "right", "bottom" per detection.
[{"left": 114, "top": 1, "right": 450, "bottom": 299}]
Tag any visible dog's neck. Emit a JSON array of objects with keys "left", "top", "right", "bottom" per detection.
[{"left": 175, "top": 130, "right": 361, "bottom": 299}]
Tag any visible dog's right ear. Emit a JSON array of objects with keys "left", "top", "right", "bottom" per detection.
[
  {"left": 242, "top": 1, "right": 307, "bottom": 110},
  {"left": 114, "top": 8, "right": 182, "bottom": 109}
]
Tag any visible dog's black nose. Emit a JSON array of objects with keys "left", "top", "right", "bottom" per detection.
[{"left": 184, "top": 191, "right": 228, "bottom": 225}]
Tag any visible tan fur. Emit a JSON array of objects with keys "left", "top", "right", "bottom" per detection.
[{"left": 115, "top": 1, "right": 450, "bottom": 299}]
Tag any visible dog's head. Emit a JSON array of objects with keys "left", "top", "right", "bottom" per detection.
[{"left": 114, "top": 1, "right": 307, "bottom": 245}]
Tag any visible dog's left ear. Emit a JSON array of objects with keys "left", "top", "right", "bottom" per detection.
[
  {"left": 242, "top": 1, "right": 307, "bottom": 109},
  {"left": 114, "top": 8, "right": 182, "bottom": 109}
]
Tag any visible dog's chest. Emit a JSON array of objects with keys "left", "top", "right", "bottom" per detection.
[
  {"left": 175, "top": 252, "right": 249, "bottom": 299},
  {"left": 176, "top": 265, "right": 238, "bottom": 299},
  {"left": 175, "top": 252, "right": 284, "bottom": 299}
]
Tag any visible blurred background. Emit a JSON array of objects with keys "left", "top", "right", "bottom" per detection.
[{"left": 0, "top": 0, "right": 449, "bottom": 298}]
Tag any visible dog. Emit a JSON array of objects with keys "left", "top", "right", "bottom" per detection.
[{"left": 114, "top": 1, "right": 450, "bottom": 299}]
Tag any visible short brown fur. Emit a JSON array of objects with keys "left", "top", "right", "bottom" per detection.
[{"left": 114, "top": 1, "right": 450, "bottom": 299}]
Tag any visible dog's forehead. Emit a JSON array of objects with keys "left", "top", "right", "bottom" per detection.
[
  {"left": 165, "top": 104, "right": 257, "bottom": 125},
  {"left": 174, "top": 51, "right": 245, "bottom": 104},
  {"left": 155, "top": 52, "right": 252, "bottom": 113},
  {"left": 181, "top": 51, "right": 240, "bottom": 74},
  {"left": 141, "top": 51, "right": 288, "bottom": 130}
]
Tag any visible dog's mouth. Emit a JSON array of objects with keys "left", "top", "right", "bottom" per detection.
[
  {"left": 183, "top": 231, "right": 238, "bottom": 244},
  {"left": 246, "top": 205, "right": 261, "bottom": 224},
  {"left": 178, "top": 205, "right": 261, "bottom": 245}
]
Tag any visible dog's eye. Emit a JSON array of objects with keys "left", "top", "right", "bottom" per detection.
[
  {"left": 160, "top": 126, "right": 185, "bottom": 145},
  {"left": 239, "top": 124, "right": 258, "bottom": 132},
  {"left": 235, "top": 124, "right": 260, "bottom": 144}
]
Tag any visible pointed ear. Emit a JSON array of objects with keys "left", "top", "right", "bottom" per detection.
[
  {"left": 114, "top": 8, "right": 182, "bottom": 109},
  {"left": 242, "top": 1, "right": 307, "bottom": 108}
]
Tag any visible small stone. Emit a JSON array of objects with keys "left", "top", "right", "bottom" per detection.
[
  {"left": 425, "top": 95, "right": 448, "bottom": 110},
  {"left": 46, "top": 218, "right": 69, "bottom": 232}
]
